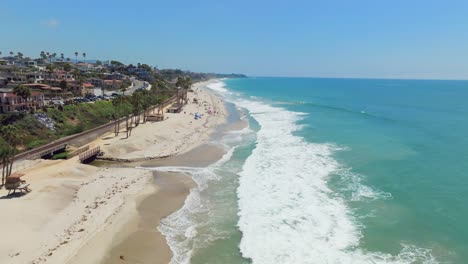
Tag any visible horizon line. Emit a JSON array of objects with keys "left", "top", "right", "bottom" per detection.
[{"left": 246, "top": 76, "right": 468, "bottom": 82}]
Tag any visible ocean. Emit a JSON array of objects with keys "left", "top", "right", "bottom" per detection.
[{"left": 157, "top": 77, "right": 468, "bottom": 264}]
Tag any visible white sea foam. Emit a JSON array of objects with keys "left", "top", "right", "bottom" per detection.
[
  {"left": 207, "top": 82, "right": 230, "bottom": 94},
  {"left": 210, "top": 80, "right": 437, "bottom": 264},
  {"left": 145, "top": 139, "right": 242, "bottom": 263},
  {"left": 335, "top": 168, "right": 393, "bottom": 202},
  {"left": 147, "top": 165, "right": 216, "bottom": 264}
]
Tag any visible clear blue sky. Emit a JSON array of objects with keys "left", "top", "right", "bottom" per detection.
[{"left": 1, "top": 0, "right": 468, "bottom": 79}]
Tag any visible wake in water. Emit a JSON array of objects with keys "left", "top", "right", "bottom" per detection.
[{"left": 208, "top": 81, "right": 437, "bottom": 264}]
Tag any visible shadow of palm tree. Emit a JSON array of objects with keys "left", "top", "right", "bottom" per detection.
[{"left": 0, "top": 192, "right": 27, "bottom": 199}]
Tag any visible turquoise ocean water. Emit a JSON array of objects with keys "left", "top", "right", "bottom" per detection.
[{"left": 153, "top": 77, "right": 468, "bottom": 264}]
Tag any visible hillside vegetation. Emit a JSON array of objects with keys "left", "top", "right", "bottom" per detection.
[{"left": 0, "top": 86, "right": 170, "bottom": 151}]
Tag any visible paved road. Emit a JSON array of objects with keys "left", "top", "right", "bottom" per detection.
[
  {"left": 103, "top": 78, "right": 149, "bottom": 96},
  {"left": 124, "top": 78, "right": 142, "bottom": 95}
]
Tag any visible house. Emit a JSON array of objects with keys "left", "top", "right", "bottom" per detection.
[
  {"left": 103, "top": 72, "right": 125, "bottom": 80},
  {"left": 25, "top": 61, "right": 37, "bottom": 67},
  {"left": 81, "top": 83, "right": 95, "bottom": 96},
  {"left": 24, "top": 72, "right": 46, "bottom": 83},
  {"left": 68, "top": 82, "right": 96, "bottom": 96},
  {"left": 87, "top": 78, "right": 104, "bottom": 87},
  {"left": 1, "top": 71, "right": 47, "bottom": 84},
  {"left": 5, "top": 73, "right": 28, "bottom": 84},
  {"left": 0, "top": 89, "right": 45, "bottom": 113},
  {"left": 23, "top": 83, "right": 63, "bottom": 98},
  {"left": 103, "top": 79, "right": 122, "bottom": 90},
  {"left": 87, "top": 87, "right": 103, "bottom": 97},
  {"left": 0, "top": 77, "right": 7, "bottom": 88},
  {"left": 49, "top": 70, "right": 74, "bottom": 81},
  {"left": 128, "top": 67, "right": 150, "bottom": 79},
  {"left": 75, "top": 62, "right": 93, "bottom": 70}
]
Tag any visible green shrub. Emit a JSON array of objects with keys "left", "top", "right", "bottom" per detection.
[
  {"left": 27, "top": 139, "right": 48, "bottom": 149},
  {"left": 51, "top": 152, "right": 68, "bottom": 160}
]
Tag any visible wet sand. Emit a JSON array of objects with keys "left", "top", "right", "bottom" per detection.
[
  {"left": 100, "top": 142, "right": 228, "bottom": 264},
  {"left": 142, "top": 143, "right": 226, "bottom": 168},
  {"left": 101, "top": 172, "right": 194, "bottom": 264}
]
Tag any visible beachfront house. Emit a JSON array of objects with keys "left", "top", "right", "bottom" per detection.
[{"left": 0, "top": 89, "right": 45, "bottom": 113}]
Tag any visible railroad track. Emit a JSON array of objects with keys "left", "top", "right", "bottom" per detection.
[{"left": 4, "top": 94, "right": 178, "bottom": 163}]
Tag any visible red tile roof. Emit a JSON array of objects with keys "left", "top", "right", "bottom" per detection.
[
  {"left": 1, "top": 91, "right": 44, "bottom": 97},
  {"left": 24, "top": 83, "right": 50, "bottom": 88},
  {"left": 104, "top": 80, "right": 122, "bottom": 84}
]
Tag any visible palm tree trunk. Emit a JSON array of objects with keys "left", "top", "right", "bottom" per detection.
[
  {"left": 126, "top": 116, "right": 130, "bottom": 138},
  {"left": 2, "top": 158, "right": 7, "bottom": 186},
  {"left": 114, "top": 118, "right": 119, "bottom": 136},
  {"left": 8, "top": 155, "right": 14, "bottom": 176}
]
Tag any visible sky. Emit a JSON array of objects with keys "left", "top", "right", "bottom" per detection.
[{"left": 1, "top": 0, "right": 468, "bottom": 79}]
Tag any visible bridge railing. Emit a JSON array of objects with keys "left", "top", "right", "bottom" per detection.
[
  {"left": 79, "top": 146, "right": 101, "bottom": 163},
  {"left": 68, "top": 146, "right": 90, "bottom": 159}
]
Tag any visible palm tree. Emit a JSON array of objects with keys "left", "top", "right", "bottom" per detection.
[
  {"left": 82, "top": 52, "right": 86, "bottom": 63},
  {"left": 9, "top": 51, "right": 14, "bottom": 57},
  {"left": 183, "top": 76, "right": 192, "bottom": 104},
  {"left": 1, "top": 125, "right": 22, "bottom": 183},
  {"left": 0, "top": 51, "right": 2, "bottom": 57},
  {"left": 175, "top": 76, "right": 184, "bottom": 105},
  {"left": 131, "top": 92, "right": 144, "bottom": 126},
  {"left": 46, "top": 64, "right": 55, "bottom": 80},
  {"left": 74, "top": 52, "right": 78, "bottom": 63},
  {"left": 0, "top": 140, "right": 12, "bottom": 186},
  {"left": 60, "top": 53, "right": 64, "bottom": 61},
  {"left": 72, "top": 68, "right": 81, "bottom": 78},
  {"left": 175, "top": 76, "right": 192, "bottom": 105},
  {"left": 120, "top": 79, "right": 131, "bottom": 95},
  {"left": 175, "top": 76, "right": 184, "bottom": 88},
  {"left": 139, "top": 90, "right": 150, "bottom": 123},
  {"left": 66, "top": 57, "right": 71, "bottom": 62},
  {"left": 112, "top": 96, "right": 132, "bottom": 138},
  {"left": 112, "top": 97, "right": 123, "bottom": 136},
  {"left": 63, "top": 63, "right": 72, "bottom": 72},
  {"left": 13, "top": 84, "right": 32, "bottom": 111},
  {"left": 17, "top": 52, "right": 23, "bottom": 59}
]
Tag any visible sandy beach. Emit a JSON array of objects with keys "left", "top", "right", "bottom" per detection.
[{"left": 0, "top": 80, "right": 227, "bottom": 264}]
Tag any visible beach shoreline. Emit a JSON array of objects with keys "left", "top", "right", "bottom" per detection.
[{"left": 0, "top": 79, "right": 228, "bottom": 264}]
